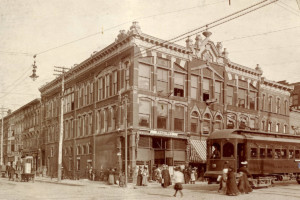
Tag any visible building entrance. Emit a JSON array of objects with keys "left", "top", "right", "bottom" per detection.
[{"left": 152, "top": 137, "right": 174, "bottom": 166}]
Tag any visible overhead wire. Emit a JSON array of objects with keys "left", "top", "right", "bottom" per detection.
[
  {"left": 132, "top": 0, "right": 278, "bottom": 59},
  {"left": 276, "top": 1, "right": 300, "bottom": 17}
]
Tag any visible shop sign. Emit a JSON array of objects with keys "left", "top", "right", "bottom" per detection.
[{"left": 138, "top": 130, "right": 178, "bottom": 137}]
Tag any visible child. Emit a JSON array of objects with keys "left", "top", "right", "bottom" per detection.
[{"left": 173, "top": 166, "right": 184, "bottom": 197}]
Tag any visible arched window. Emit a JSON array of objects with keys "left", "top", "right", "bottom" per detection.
[
  {"left": 77, "top": 146, "right": 81, "bottom": 155},
  {"left": 268, "top": 96, "right": 272, "bottom": 112},
  {"left": 226, "top": 114, "right": 236, "bottom": 129},
  {"left": 267, "top": 121, "right": 272, "bottom": 132},
  {"left": 203, "top": 113, "right": 211, "bottom": 135},
  {"left": 261, "top": 121, "right": 265, "bottom": 131},
  {"left": 239, "top": 116, "right": 248, "bottom": 129},
  {"left": 276, "top": 123, "right": 280, "bottom": 133},
  {"left": 283, "top": 125, "right": 287, "bottom": 134},
  {"left": 191, "top": 111, "right": 199, "bottom": 133},
  {"left": 214, "top": 115, "right": 223, "bottom": 131},
  {"left": 223, "top": 142, "right": 234, "bottom": 157},
  {"left": 83, "top": 145, "right": 87, "bottom": 155},
  {"left": 284, "top": 100, "right": 288, "bottom": 115}
]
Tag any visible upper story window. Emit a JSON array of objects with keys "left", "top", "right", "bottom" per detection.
[
  {"left": 113, "top": 71, "right": 118, "bottom": 95},
  {"left": 157, "top": 103, "right": 168, "bottom": 130},
  {"left": 191, "top": 111, "right": 199, "bottom": 133},
  {"left": 268, "top": 96, "right": 272, "bottom": 112},
  {"left": 139, "top": 100, "right": 151, "bottom": 128},
  {"left": 227, "top": 86, "right": 234, "bottom": 106},
  {"left": 203, "top": 113, "right": 211, "bottom": 134},
  {"left": 105, "top": 74, "right": 110, "bottom": 98},
  {"left": 98, "top": 78, "right": 103, "bottom": 101},
  {"left": 157, "top": 68, "right": 169, "bottom": 94},
  {"left": 262, "top": 94, "right": 266, "bottom": 111},
  {"left": 174, "top": 105, "right": 184, "bottom": 132},
  {"left": 174, "top": 73, "right": 185, "bottom": 97},
  {"left": 203, "top": 78, "right": 210, "bottom": 102},
  {"left": 293, "top": 94, "right": 298, "bottom": 106},
  {"left": 214, "top": 115, "right": 223, "bottom": 131},
  {"left": 267, "top": 121, "right": 272, "bottom": 132},
  {"left": 276, "top": 123, "right": 280, "bottom": 133},
  {"left": 191, "top": 75, "right": 198, "bottom": 99},
  {"left": 215, "top": 81, "right": 222, "bottom": 103},
  {"left": 89, "top": 83, "right": 93, "bottom": 104},
  {"left": 276, "top": 98, "right": 280, "bottom": 114},
  {"left": 125, "top": 62, "right": 130, "bottom": 90},
  {"left": 249, "top": 91, "right": 257, "bottom": 110},
  {"left": 138, "top": 63, "right": 151, "bottom": 91},
  {"left": 238, "top": 89, "right": 246, "bottom": 108},
  {"left": 284, "top": 100, "right": 288, "bottom": 115}
]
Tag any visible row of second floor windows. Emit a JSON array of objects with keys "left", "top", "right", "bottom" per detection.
[
  {"left": 261, "top": 121, "right": 288, "bottom": 134},
  {"left": 64, "top": 113, "right": 92, "bottom": 140},
  {"left": 138, "top": 63, "right": 258, "bottom": 110},
  {"left": 261, "top": 94, "right": 289, "bottom": 115}
]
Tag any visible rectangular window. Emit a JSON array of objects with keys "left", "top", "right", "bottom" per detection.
[
  {"left": 289, "top": 149, "right": 294, "bottom": 159},
  {"left": 98, "top": 78, "right": 103, "bottom": 100},
  {"left": 267, "top": 148, "right": 273, "bottom": 158},
  {"left": 295, "top": 150, "right": 300, "bottom": 159},
  {"left": 276, "top": 98, "right": 280, "bottom": 114},
  {"left": 215, "top": 81, "right": 222, "bottom": 103},
  {"left": 250, "top": 148, "right": 257, "bottom": 158},
  {"left": 77, "top": 159, "right": 80, "bottom": 171},
  {"left": 238, "top": 89, "right": 246, "bottom": 108},
  {"left": 106, "top": 75, "right": 110, "bottom": 98},
  {"left": 89, "top": 84, "right": 93, "bottom": 103},
  {"left": 203, "top": 78, "right": 210, "bottom": 101},
  {"left": 227, "top": 86, "right": 234, "bottom": 105},
  {"left": 113, "top": 71, "right": 118, "bottom": 95},
  {"left": 89, "top": 113, "right": 92, "bottom": 135},
  {"left": 157, "top": 68, "right": 168, "bottom": 94},
  {"left": 139, "top": 101, "right": 151, "bottom": 128},
  {"left": 77, "top": 117, "right": 81, "bottom": 137},
  {"left": 191, "top": 75, "right": 197, "bottom": 99},
  {"left": 293, "top": 94, "right": 298, "bottom": 106},
  {"left": 174, "top": 73, "right": 185, "bottom": 97},
  {"left": 260, "top": 148, "right": 266, "bottom": 158},
  {"left": 138, "top": 63, "right": 151, "bottom": 90},
  {"left": 174, "top": 106, "right": 184, "bottom": 131},
  {"left": 274, "top": 149, "right": 281, "bottom": 159},
  {"left": 249, "top": 91, "right": 256, "bottom": 110},
  {"left": 157, "top": 103, "right": 168, "bottom": 129},
  {"left": 125, "top": 65, "right": 130, "bottom": 90},
  {"left": 157, "top": 57, "right": 170, "bottom": 67},
  {"left": 191, "top": 118, "right": 198, "bottom": 133}
]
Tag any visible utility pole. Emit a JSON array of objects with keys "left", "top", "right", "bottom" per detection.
[
  {"left": 0, "top": 106, "right": 9, "bottom": 166},
  {"left": 54, "top": 66, "right": 69, "bottom": 182},
  {"left": 123, "top": 95, "right": 128, "bottom": 187}
]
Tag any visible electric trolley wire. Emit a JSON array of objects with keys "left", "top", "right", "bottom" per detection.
[
  {"left": 132, "top": 0, "right": 278, "bottom": 59},
  {"left": 222, "top": 25, "right": 300, "bottom": 43},
  {"left": 34, "top": 0, "right": 226, "bottom": 56},
  {"left": 276, "top": 1, "right": 300, "bottom": 17}
]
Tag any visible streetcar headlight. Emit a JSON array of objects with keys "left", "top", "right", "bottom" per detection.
[{"left": 212, "top": 164, "right": 216, "bottom": 168}]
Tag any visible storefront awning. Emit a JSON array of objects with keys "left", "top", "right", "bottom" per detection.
[{"left": 190, "top": 139, "right": 207, "bottom": 163}]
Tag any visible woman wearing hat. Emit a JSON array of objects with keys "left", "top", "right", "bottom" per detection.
[
  {"left": 226, "top": 166, "right": 239, "bottom": 196},
  {"left": 238, "top": 161, "right": 253, "bottom": 194},
  {"left": 161, "top": 165, "right": 171, "bottom": 188},
  {"left": 136, "top": 166, "right": 143, "bottom": 186}
]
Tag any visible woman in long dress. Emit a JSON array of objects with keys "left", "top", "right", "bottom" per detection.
[
  {"left": 226, "top": 167, "right": 240, "bottom": 196},
  {"left": 238, "top": 162, "right": 253, "bottom": 194},
  {"left": 161, "top": 165, "right": 171, "bottom": 188},
  {"left": 142, "top": 166, "right": 149, "bottom": 186},
  {"left": 136, "top": 166, "right": 143, "bottom": 186}
]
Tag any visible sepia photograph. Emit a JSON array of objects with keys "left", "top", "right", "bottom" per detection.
[{"left": 1, "top": 0, "right": 300, "bottom": 199}]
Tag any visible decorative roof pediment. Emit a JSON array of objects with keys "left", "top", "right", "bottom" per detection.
[{"left": 191, "top": 63, "right": 224, "bottom": 80}]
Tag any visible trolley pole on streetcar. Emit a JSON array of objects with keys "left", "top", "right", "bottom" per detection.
[{"left": 54, "top": 66, "right": 69, "bottom": 182}]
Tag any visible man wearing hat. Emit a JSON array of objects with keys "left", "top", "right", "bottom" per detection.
[{"left": 237, "top": 161, "right": 253, "bottom": 194}]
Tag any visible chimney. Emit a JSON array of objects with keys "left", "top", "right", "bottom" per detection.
[
  {"left": 185, "top": 36, "right": 193, "bottom": 50},
  {"left": 222, "top": 48, "right": 229, "bottom": 59},
  {"left": 194, "top": 34, "right": 202, "bottom": 49}
]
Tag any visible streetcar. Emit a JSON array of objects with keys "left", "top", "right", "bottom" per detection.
[{"left": 204, "top": 129, "right": 300, "bottom": 187}]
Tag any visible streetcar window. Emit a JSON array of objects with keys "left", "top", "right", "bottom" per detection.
[
  {"left": 250, "top": 148, "right": 257, "bottom": 158},
  {"left": 281, "top": 149, "right": 287, "bottom": 158},
  {"left": 223, "top": 142, "right": 234, "bottom": 158},
  {"left": 295, "top": 150, "right": 300, "bottom": 159},
  {"left": 260, "top": 148, "right": 266, "bottom": 158},
  {"left": 211, "top": 143, "right": 221, "bottom": 159},
  {"left": 289, "top": 150, "right": 294, "bottom": 159},
  {"left": 267, "top": 148, "right": 273, "bottom": 158},
  {"left": 274, "top": 149, "right": 281, "bottom": 159}
]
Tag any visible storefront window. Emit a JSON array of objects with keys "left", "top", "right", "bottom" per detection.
[
  {"left": 139, "top": 100, "right": 151, "bottom": 128},
  {"left": 174, "top": 105, "right": 184, "bottom": 131}
]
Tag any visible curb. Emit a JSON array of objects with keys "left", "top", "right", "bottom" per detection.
[{"left": 35, "top": 179, "right": 84, "bottom": 186}]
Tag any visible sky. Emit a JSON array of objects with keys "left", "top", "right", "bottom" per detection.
[{"left": 0, "top": 0, "right": 300, "bottom": 112}]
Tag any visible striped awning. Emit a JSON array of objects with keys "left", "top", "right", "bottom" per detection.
[{"left": 190, "top": 139, "right": 207, "bottom": 163}]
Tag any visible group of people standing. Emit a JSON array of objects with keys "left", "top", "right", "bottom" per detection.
[
  {"left": 6, "top": 157, "right": 24, "bottom": 181},
  {"left": 219, "top": 161, "right": 253, "bottom": 196},
  {"left": 136, "top": 165, "right": 149, "bottom": 186}
]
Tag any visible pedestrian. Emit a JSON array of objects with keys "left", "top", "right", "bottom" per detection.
[
  {"left": 190, "top": 168, "right": 196, "bottom": 184},
  {"left": 161, "top": 165, "right": 171, "bottom": 188},
  {"left": 9, "top": 163, "right": 15, "bottom": 181},
  {"left": 218, "top": 161, "right": 229, "bottom": 193},
  {"left": 108, "top": 168, "right": 115, "bottom": 185},
  {"left": 89, "top": 167, "right": 93, "bottom": 180},
  {"left": 142, "top": 166, "right": 149, "bottom": 186},
  {"left": 114, "top": 168, "right": 120, "bottom": 185},
  {"left": 226, "top": 166, "right": 239, "bottom": 196},
  {"left": 183, "top": 166, "right": 190, "bottom": 184},
  {"left": 238, "top": 161, "right": 253, "bottom": 194},
  {"left": 173, "top": 166, "right": 184, "bottom": 197},
  {"left": 119, "top": 172, "right": 125, "bottom": 187},
  {"left": 136, "top": 166, "right": 143, "bottom": 186}
]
